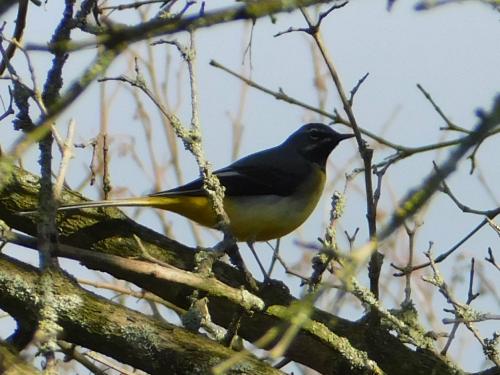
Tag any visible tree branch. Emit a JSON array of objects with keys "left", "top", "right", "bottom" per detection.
[
  {"left": 0, "top": 254, "right": 281, "bottom": 375},
  {"left": 30, "top": 0, "right": 336, "bottom": 52},
  {"left": 0, "top": 166, "right": 463, "bottom": 375}
]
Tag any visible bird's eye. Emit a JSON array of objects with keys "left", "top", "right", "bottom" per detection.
[{"left": 308, "top": 129, "right": 322, "bottom": 141}]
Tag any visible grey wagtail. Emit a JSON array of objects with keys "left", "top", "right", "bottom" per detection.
[{"left": 56, "top": 123, "right": 354, "bottom": 242}]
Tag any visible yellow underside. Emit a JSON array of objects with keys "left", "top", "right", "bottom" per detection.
[{"left": 147, "top": 169, "right": 325, "bottom": 242}]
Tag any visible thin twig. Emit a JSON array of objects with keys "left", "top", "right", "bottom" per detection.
[
  {"left": 29, "top": 0, "right": 338, "bottom": 52},
  {"left": 100, "top": 74, "right": 112, "bottom": 200},
  {"left": 349, "top": 72, "right": 369, "bottom": 106},
  {"left": 437, "top": 164, "right": 500, "bottom": 217},
  {"left": 344, "top": 227, "right": 359, "bottom": 251},
  {"left": 0, "top": 86, "right": 14, "bottom": 121},
  {"left": 53, "top": 119, "right": 75, "bottom": 199},
  {"left": 486, "top": 218, "right": 500, "bottom": 238},
  {"left": 100, "top": 0, "right": 167, "bottom": 11},
  {"left": 416, "top": 83, "right": 468, "bottom": 133},
  {"left": 84, "top": 350, "right": 137, "bottom": 375},
  {"left": 58, "top": 341, "right": 107, "bottom": 375},
  {"left": 393, "top": 219, "right": 489, "bottom": 276},
  {"left": 299, "top": 7, "right": 382, "bottom": 300},
  {"left": 423, "top": 252, "right": 499, "bottom": 366},
  {"left": 78, "top": 278, "right": 185, "bottom": 314},
  {"left": 0, "top": 0, "right": 28, "bottom": 75},
  {"left": 440, "top": 258, "right": 479, "bottom": 355},
  {"left": 267, "top": 239, "right": 281, "bottom": 277},
  {"left": 402, "top": 222, "right": 420, "bottom": 305},
  {"left": 210, "top": 58, "right": 492, "bottom": 162},
  {"left": 485, "top": 247, "right": 500, "bottom": 271},
  {"left": 272, "top": 251, "right": 310, "bottom": 283},
  {"left": 378, "top": 97, "right": 500, "bottom": 245}
]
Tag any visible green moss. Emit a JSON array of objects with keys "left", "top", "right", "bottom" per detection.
[{"left": 267, "top": 304, "right": 383, "bottom": 374}]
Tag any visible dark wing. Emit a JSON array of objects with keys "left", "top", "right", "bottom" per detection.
[
  {"left": 150, "top": 147, "right": 306, "bottom": 198},
  {"left": 149, "top": 165, "right": 299, "bottom": 198}
]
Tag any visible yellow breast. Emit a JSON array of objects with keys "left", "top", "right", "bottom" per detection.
[{"left": 224, "top": 169, "right": 325, "bottom": 241}]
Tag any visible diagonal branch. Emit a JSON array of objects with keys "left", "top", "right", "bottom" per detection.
[{"left": 28, "top": 0, "right": 337, "bottom": 52}]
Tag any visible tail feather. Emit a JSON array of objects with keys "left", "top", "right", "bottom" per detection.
[
  {"left": 19, "top": 196, "right": 164, "bottom": 215},
  {"left": 57, "top": 197, "right": 154, "bottom": 211}
]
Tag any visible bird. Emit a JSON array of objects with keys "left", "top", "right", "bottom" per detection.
[{"left": 55, "top": 123, "right": 354, "bottom": 242}]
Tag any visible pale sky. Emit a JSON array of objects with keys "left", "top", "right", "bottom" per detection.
[{"left": 1, "top": 1, "right": 499, "bottom": 372}]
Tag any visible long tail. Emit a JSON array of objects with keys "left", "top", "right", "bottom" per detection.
[
  {"left": 57, "top": 197, "right": 156, "bottom": 211},
  {"left": 20, "top": 196, "right": 169, "bottom": 215},
  {"left": 21, "top": 195, "right": 217, "bottom": 232}
]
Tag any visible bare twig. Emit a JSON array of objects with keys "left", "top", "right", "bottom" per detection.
[
  {"left": 78, "top": 278, "right": 184, "bottom": 314},
  {"left": 393, "top": 219, "right": 489, "bottom": 276},
  {"left": 53, "top": 119, "right": 75, "bottom": 199},
  {"left": 401, "top": 222, "right": 421, "bottom": 305},
  {"left": 29, "top": 0, "right": 337, "bottom": 52},
  {"left": 272, "top": 250, "right": 311, "bottom": 283},
  {"left": 416, "top": 83, "right": 468, "bottom": 133},
  {"left": 487, "top": 218, "right": 500, "bottom": 238},
  {"left": 141, "top": 37, "right": 204, "bottom": 241},
  {"left": 0, "top": 0, "right": 28, "bottom": 75},
  {"left": 210, "top": 59, "right": 483, "bottom": 160},
  {"left": 0, "top": 34, "right": 45, "bottom": 124},
  {"left": 247, "top": 241, "right": 268, "bottom": 280},
  {"left": 423, "top": 252, "right": 499, "bottom": 366},
  {"left": 84, "top": 350, "right": 137, "bottom": 375},
  {"left": 378, "top": 96, "right": 500, "bottom": 245},
  {"left": 0, "top": 86, "right": 14, "bottom": 121},
  {"left": 442, "top": 314, "right": 500, "bottom": 324},
  {"left": 392, "top": 164, "right": 500, "bottom": 276},
  {"left": 298, "top": 7, "right": 382, "bottom": 300},
  {"left": 100, "top": 77, "right": 112, "bottom": 200},
  {"left": 440, "top": 258, "right": 479, "bottom": 355},
  {"left": 316, "top": 1, "right": 349, "bottom": 24},
  {"left": 344, "top": 227, "right": 359, "bottom": 251},
  {"left": 437, "top": 166, "right": 500, "bottom": 218},
  {"left": 349, "top": 72, "right": 369, "bottom": 106},
  {"left": 485, "top": 247, "right": 500, "bottom": 271},
  {"left": 266, "top": 239, "right": 281, "bottom": 277},
  {"left": 58, "top": 341, "right": 107, "bottom": 375},
  {"left": 100, "top": 0, "right": 167, "bottom": 11}
]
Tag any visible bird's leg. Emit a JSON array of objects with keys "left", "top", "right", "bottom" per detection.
[
  {"left": 267, "top": 238, "right": 281, "bottom": 277},
  {"left": 224, "top": 240, "right": 259, "bottom": 292},
  {"left": 247, "top": 241, "right": 270, "bottom": 282}
]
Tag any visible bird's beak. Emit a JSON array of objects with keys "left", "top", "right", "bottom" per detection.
[{"left": 338, "top": 133, "right": 355, "bottom": 142}]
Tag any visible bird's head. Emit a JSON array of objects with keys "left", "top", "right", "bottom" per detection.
[{"left": 284, "top": 123, "right": 354, "bottom": 170}]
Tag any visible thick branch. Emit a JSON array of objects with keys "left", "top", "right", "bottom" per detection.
[
  {"left": 2, "top": 229, "right": 264, "bottom": 312},
  {"left": 0, "top": 254, "right": 281, "bottom": 375}
]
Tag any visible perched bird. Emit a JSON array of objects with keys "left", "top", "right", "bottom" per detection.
[{"left": 56, "top": 123, "right": 353, "bottom": 242}]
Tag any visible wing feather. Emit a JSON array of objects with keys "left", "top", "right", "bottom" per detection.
[{"left": 149, "top": 146, "right": 306, "bottom": 198}]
